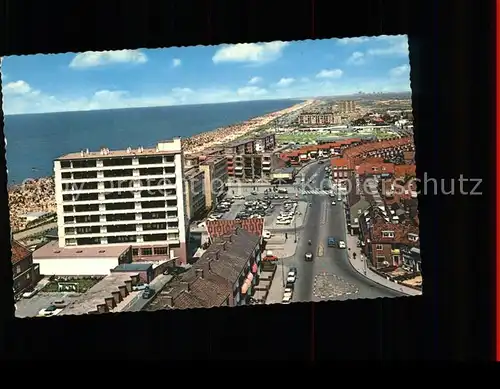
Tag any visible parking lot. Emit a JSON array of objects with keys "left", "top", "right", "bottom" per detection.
[
  {"left": 200, "top": 188, "right": 309, "bottom": 231},
  {"left": 15, "top": 292, "right": 81, "bottom": 318}
]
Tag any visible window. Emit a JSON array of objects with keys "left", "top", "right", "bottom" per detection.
[
  {"left": 376, "top": 244, "right": 383, "bottom": 251},
  {"left": 142, "top": 248, "right": 153, "bottom": 256},
  {"left": 16, "top": 265, "right": 21, "bottom": 275},
  {"left": 376, "top": 256, "right": 386, "bottom": 262},
  {"left": 132, "top": 249, "right": 139, "bottom": 256},
  {"left": 26, "top": 272, "right": 31, "bottom": 279},
  {"left": 408, "top": 233, "right": 419, "bottom": 242},
  {"left": 382, "top": 231, "right": 395, "bottom": 238},
  {"left": 154, "top": 247, "right": 168, "bottom": 255}
]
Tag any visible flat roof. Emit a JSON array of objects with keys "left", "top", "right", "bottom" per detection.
[
  {"left": 56, "top": 139, "right": 181, "bottom": 161},
  {"left": 60, "top": 273, "right": 138, "bottom": 316},
  {"left": 113, "top": 263, "right": 152, "bottom": 271},
  {"left": 33, "top": 240, "right": 131, "bottom": 260},
  {"left": 273, "top": 167, "right": 295, "bottom": 174},
  {"left": 23, "top": 211, "right": 50, "bottom": 218}
]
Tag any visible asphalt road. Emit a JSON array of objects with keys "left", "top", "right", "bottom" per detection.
[{"left": 288, "top": 163, "right": 404, "bottom": 302}]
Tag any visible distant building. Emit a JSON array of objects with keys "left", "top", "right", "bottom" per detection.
[
  {"left": 184, "top": 165, "right": 206, "bottom": 222},
  {"left": 270, "top": 167, "right": 296, "bottom": 183},
  {"left": 53, "top": 138, "right": 188, "bottom": 265},
  {"left": 337, "top": 100, "right": 357, "bottom": 114},
  {"left": 199, "top": 155, "right": 228, "bottom": 210}
]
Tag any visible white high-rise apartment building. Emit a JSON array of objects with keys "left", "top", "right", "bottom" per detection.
[{"left": 53, "top": 138, "right": 188, "bottom": 265}]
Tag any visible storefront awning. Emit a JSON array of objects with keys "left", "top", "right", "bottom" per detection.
[{"left": 241, "top": 278, "right": 252, "bottom": 294}]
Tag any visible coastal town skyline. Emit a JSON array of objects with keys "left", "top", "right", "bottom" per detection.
[{"left": 1, "top": 35, "right": 410, "bottom": 115}]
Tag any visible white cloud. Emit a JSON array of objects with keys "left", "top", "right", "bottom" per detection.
[
  {"left": 367, "top": 35, "right": 408, "bottom": 56},
  {"left": 69, "top": 49, "right": 148, "bottom": 68},
  {"left": 347, "top": 51, "right": 365, "bottom": 65},
  {"left": 248, "top": 76, "right": 262, "bottom": 85},
  {"left": 389, "top": 64, "right": 410, "bottom": 78},
  {"left": 2, "top": 77, "right": 410, "bottom": 115},
  {"left": 172, "top": 58, "right": 182, "bottom": 67},
  {"left": 237, "top": 86, "right": 268, "bottom": 97},
  {"left": 275, "top": 78, "right": 295, "bottom": 87},
  {"left": 338, "top": 37, "right": 369, "bottom": 45},
  {"left": 212, "top": 41, "right": 288, "bottom": 64},
  {"left": 316, "top": 69, "right": 343, "bottom": 79}
]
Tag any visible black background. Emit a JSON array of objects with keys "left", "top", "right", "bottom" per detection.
[{"left": 0, "top": 0, "right": 494, "bottom": 360}]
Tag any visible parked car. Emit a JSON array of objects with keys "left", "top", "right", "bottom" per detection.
[
  {"left": 338, "top": 240, "right": 346, "bottom": 249},
  {"left": 142, "top": 288, "right": 156, "bottom": 299},
  {"left": 37, "top": 305, "right": 63, "bottom": 317},
  {"left": 286, "top": 271, "right": 296, "bottom": 284},
  {"left": 22, "top": 289, "right": 39, "bottom": 299}
]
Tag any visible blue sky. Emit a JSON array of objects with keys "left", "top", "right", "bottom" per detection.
[{"left": 1, "top": 35, "right": 410, "bottom": 115}]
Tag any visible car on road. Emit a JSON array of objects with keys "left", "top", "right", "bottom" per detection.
[
  {"left": 142, "top": 287, "right": 156, "bottom": 299},
  {"left": 282, "top": 287, "right": 293, "bottom": 303},
  {"left": 250, "top": 191, "right": 258, "bottom": 195},
  {"left": 317, "top": 160, "right": 324, "bottom": 164},
  {"left": 37, "top": 305, "right": 63, "bottom": 317},
  {"left": 22, "top": 288, "right": 39, "bottom": 299},
  {"left": 286, "top": 271, "right": 296, "bottom": 284},
  {"left": 338, "top": 240, "right": 346, "bottom": 249},
  {"left": 327, "top": 237, "right": 337, "bottom": 247},
  {"left": 331, "top": 201, "right": 336, "bottom": 206},
  {"left": 289, "top": 267, "right": 297, "bottom": 277},
  {"left": 305, "top": 252, "right": 313, "bottom": 261},
  {"left": 262, "top": 230, "right": 272, "bottom": 240},
  {"left": 233, "top": 195, "right": 244, "bottom": 200}
]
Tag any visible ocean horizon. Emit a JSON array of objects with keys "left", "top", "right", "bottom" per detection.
[{"left": 5, "top": 99, "right": 302, "bottom": 184}]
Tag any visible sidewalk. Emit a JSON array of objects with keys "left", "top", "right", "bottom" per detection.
[
  {"left": 265, "top": 262, "right": 287, "bottom": 304},
  {"left": 264, "top": 232, "right": 299, "bottom": 259},
  {"left": 344, "top": 233, "right": 422, "bottom": 296}
]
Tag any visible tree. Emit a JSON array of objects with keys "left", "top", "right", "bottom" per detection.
[{"left": 285, "top": 160, "right": 292, "bottom": 168}]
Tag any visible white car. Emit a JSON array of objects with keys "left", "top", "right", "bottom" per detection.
[
  {"left": 282, "top": 295, "right": 292, "bottom": 303},
  {"left": 37, "top": 305, "right": 63, "bottom": 317},
  {"left": 286, "top": 273, "right": 296, "bottom": 284},
  {"left": 276, "top": 219, "right": 291, "bottom": 225},
  {"left": 233, "top": 195, "right": 245, "bottom": 200},
  {"left": 338, "top": 240, "right": 346, "bottom": 249},
  {"left": 262, "top": 230, "right": 272, "bottom": 240},
  {"left": 331, "top": 201, "right": 336, "bottom": 206}
]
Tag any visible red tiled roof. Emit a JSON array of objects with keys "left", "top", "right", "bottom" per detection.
[
  {"left": 370, "top": 220, "right": 419, "bottom": 246},
  {"left": 394, "top": 164, "right": 416, "bottom": 178},
  {"left": 11, "top": 240, "right": 31, "bottom": 265},
  {"left": 356, "top": 162, "right": 395, "bottom": 175},
  {"left": 330, "top": 157, "right": 352, "bottom": 169},
  {"left": 206, "top": 219, "right": 264, "bottom": 238}
]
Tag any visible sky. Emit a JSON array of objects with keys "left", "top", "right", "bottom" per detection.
[{"left": 1, "top": 35, "right": 411, "bottom": 115}]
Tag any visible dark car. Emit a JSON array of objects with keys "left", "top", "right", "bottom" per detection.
[{"left": 142, "top": 288, "right": 156, "bottom": 299}]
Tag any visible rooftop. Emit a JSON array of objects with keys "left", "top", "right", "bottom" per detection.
[
  {"left": 23, "top": 211, "right": 50, "bottom": 218},
  {"left": 113, "top": 263, "right": 153, "bottom": 272},
  {"left": 33, "top": 240, "right": 131, "bottom": 260},
  {"left": 206, "top": 218, "right": 264, "bottom": 238},
  {"left": 11, "top": 240, "right": 31, "bottom": 265},
  {"left": 272, "top": 167, "right": 295, "bottom": 174},
  {"left": 56, "top": 139, "right": 182, "bottom": 161},
  {"left": 60, "top": 273, "right": 138, "bottom": 316}
]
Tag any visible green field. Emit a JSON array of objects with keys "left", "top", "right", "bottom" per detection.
[{"left": 276, "top": 129, "right": 397, "bottom": 144}]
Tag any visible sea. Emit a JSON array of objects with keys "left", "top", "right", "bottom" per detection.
[{"left": 4, "top": 99, "right": 302, "bottom": 184}]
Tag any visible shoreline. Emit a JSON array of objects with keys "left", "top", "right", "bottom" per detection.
[
  {"left": 7, "top": 100, "right": 314, "bottom": 232},
  {"left": 182, "top": 99, "right": 315, "bottom": 154}
]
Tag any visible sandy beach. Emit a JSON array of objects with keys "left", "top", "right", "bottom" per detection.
[
  {"left": 182, "top": 100, "right": 315, "bottom": 154},
  {"left": 7, "top": 100, "right": 314, "bottom": 230}
]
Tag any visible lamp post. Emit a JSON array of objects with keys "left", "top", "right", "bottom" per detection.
[{"left": 281, "top": 258, "right": 286, "bottom": 287}]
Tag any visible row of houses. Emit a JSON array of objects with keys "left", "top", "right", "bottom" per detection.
[{"left": 146, "top": 219, "right": 265, "bottom": 310}]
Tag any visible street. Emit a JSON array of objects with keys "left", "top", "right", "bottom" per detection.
[{"left": 281, "top": 162, "right": 404, "bottom": 302}]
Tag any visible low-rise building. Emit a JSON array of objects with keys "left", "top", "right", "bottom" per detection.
[
  {"left": 359, "top": 209, "right": 419, "bottom": 268},
  {"left": 146, "top": 223, "right": 263, "bottom": 310},
  {"left": 60, "top": 272, "right": 140, "bottom": 315},
  {"left": 11, "top": 239, "right": 40, "bottom": 297},
  {"left": 270, "top": 167, "right": 296, "bottom": 184},
  {"left": 33, "top": 240, "right": 132, "bottom": 276}
]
